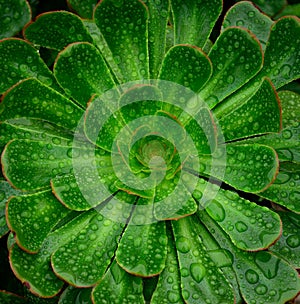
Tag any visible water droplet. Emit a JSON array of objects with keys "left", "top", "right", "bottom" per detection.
[
  {"left": 245, "top": 269, "right": 259, "bottom": 284},
  {"left": 167, "top": 290, "right": 180, "bottom": 303},
  {"left": 235, "top": 221, "right": 248, "bottom": 232},
  {"left": 190, "top": 263, "right": 206, "bottom": 283},
  {"left": 176, "top": 236, "right": 191, "bottom": 253},
  {"left": 286, "top": 234, "right": 300, "bottom": 248},
  {"left": 206, "top": 200, "right": 225, "bottom": 222},
  {"left": 255, "top": 284, "right": 268, "bottom": 295},
  {"left": 248, "top": 11, "right": 255, "bottom": 18},
  {"left": 181, "top": 267, "right": 189, "bottom": 277}
]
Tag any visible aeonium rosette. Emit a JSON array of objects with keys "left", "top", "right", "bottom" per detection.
[{"left": 0, "top": 0, "right": 300, "bottom": 303}]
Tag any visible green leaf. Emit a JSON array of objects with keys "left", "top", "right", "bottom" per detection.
[
  {"left": 2, "top": 140, "right": 74, "bottom": 191},
  {"left": 159, "top": 45, "right": 212, "bottom": 92},
  {"left": 0, "top": 78, "right": 84, "bottom": 131},
  {"left": 244, "top": 0, "right": 287, "bottom": 17},
  {"left": 67, "top": 0, "right": 98, "bottom": 19},
  {"left": 199, "top": 144, "right": 279, "bottom": 193},
  {"left": 154, "top": 173, "right": 198, "bottom": 220},
  {"left": 116, "top": 202, "right": 168, "bottom": 277},
  {"left": 145, "top": 0, "right": 170, "bottom": 78},
  {"left": 193, "top": 217, "right": 243, "bottom": 304},
  {"left": 270, "top": 211, "right": 300, "bottom": 268},
  {"left": 217, "top": 78, "right": 281, "bottom": 141},
  {"left": 24, "top": 11, "right": 93, "bottom": 51},
  {"left": 0, "top": 291, "right": 27, "bottom": 304},
  {"left": 59, "top": 286, "right": 92, "bottom": 304},
  {"left": 7, "top": 190, "right": 69, "bottom": 253},
  {"left": 51, "top": 160, "right": 116, "bottom": 211},
  {"left": 83, "top": 20, "right": 124, "bottom": 83},
  {"left": 199, "top": 27, "right": 263, "bottom": 108},
  {"left": 184, "top": 178, "right": 281, "bottom": 250},
  {"left": 241, "top": 124, "right": 300, "bottom": 163},
  {"left": 92, "top": 261, "right": 145, "bottom": 304},
  {"left": 0, "top": 0, "right": 31, "bottom": 39},
  {"left": 259, "top": 166, "right": 300, "bottom": 213},
  {"left": 94, "top": 0, "right": 149, "bottom": 82},
  {"left": 171, "top": 216, "right": 235, "bottom": 304},
  {"left": 0, "top": 118, "right": 74, "bottom": 151},
  {"left": 170, "top": 0, "right": 222, "bottom": 48},
  {"left": 54, "top": 42, "right": 115, "bottom": 107},
  {"left": 9, "top": 210, "right": 98, "bottom": 297},
  {"left": 205, "top": 189, "right": 281, "bottom": 250},
  {"left": 259, "top": 17, "right": 300, "bottom": 89},
  {"left": 278, "top": 90, "right": 300, "bottom": 128},
  {"left": 199, "top": 210, "right": 300, "bottom": 304},
  {"left": 0, "top": 180, "right": 22, "bottom": 238},
  {"left": 275, "top": 3, "right": 300, "bottom": 19},
  {"left": 223, "top": 1, "right": 273, "bottom": 51},
  {"left": 0, "top": 39, "right": 60, "bottom": 94},
  {"left": 150, "top": 227, "right": 185, "bottom": 304},
  {"left": 51, "top": 201, "right": 131, "bottom": 287}
]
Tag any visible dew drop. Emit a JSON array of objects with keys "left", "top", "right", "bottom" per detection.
[
  {"left": 176, "top": 236, "right": 191, "bottom": 253},
  {"left": 255, "top": 284, "right": 268, "bottom": 295},
  {"left": 167, "top": 290, "right": 180, "bottom": 303},
  {"left": 206, "top": 200, "right": 225, "bottom": 222},
  {"left": 235, "top": 221, "right": 248, "bottom": 232},
  {"left": 245, "top": 269, "right": 259, "bottom": 284},
  {"left": 286, "top": 234, "right": 300, "bottom": 248},
  {"left": 190, "top": 263, "right": 206, "bottom": 283}
]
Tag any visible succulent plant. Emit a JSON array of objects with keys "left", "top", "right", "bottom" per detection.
[{"left": 0, "top": 0, "right": 300, "bottom": 303}]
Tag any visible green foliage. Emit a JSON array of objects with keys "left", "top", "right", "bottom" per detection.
[{"left": 0, "top": 1, "right": 300, "bottom": 304}]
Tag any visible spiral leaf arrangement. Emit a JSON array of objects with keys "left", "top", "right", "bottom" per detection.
[{"left": 0, "top": 0, "right": 300, "bottom": 303}]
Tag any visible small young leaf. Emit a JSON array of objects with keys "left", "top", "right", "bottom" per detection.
[
  {"left": 92, "top": 261, "right": 144, "bottom": 304},
  {"left": 0, "top": 0, "right": 31, "bottom": 39},
  {"left": 7, "top": 190, "right": 69, "bottom": 253},
  {"left": 223, "top": 1, "right": 273, "bottom": 50},
  {"left": 170, "top": 0, "right": 222, "bottom": 48},
  {"left": 54, "top": 42, "right": 115, "bottom": 107},
  {"left": 199, "top": 27, "right": 263, "bottom": 108},
  {"left": 24, "top": 11, "right": 93, "bottom": 51},
  {"left": 94, "top": 0, "right": 149, "bottom": 82}
]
